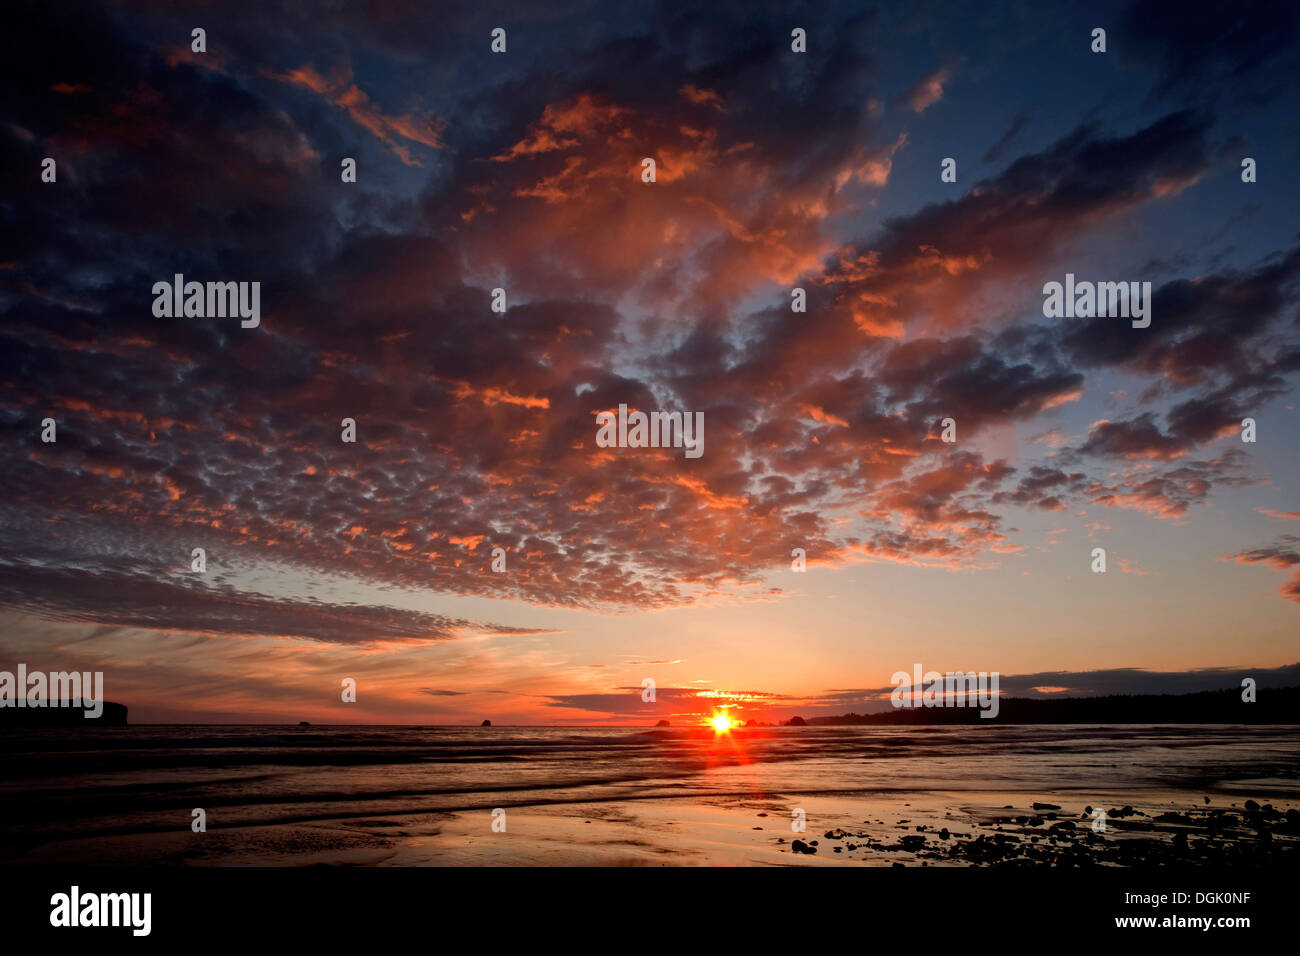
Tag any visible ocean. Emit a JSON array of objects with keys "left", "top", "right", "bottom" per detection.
[{"left": 2, "top": 724, "right": 1297, "bottom": 866}]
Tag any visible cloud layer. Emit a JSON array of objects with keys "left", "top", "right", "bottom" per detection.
[{"left": 0, "top": 1, "right": 1296, "bottom": 718}]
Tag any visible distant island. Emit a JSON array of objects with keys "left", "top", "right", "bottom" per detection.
[
  {"left": 780, "top": 686, "right": 1299, "bottom": 725},
  {"left": 0, "top": 701, "right": 128, "bottom": 726},
  {"left": 480, "top": 719, "right": 492, "bottom": 727}
]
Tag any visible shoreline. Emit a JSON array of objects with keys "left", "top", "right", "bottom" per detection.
[{"left": 9, "top": 785, "right": 1298, "bottom": 868}]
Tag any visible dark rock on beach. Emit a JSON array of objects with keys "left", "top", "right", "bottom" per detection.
[{"left": 885, "top": 797, "right": 1300, "bottom": 868}]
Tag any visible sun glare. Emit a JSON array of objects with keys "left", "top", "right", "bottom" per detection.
[{"left": 709, "top": 712, "right": 734, "bottom": 733}]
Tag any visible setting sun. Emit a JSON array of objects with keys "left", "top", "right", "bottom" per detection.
[{"left": 709, "top": 712, "right": 734, "bottom": 733}]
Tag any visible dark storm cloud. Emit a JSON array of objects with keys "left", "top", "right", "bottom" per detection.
[
  {"left": 1063, "top": 246, "right": 1300, "bottom": 380},
  {"left": 1061, "top": 245, "right": 1300, "bottom": 461},
  {"left": 0, "top": 561, "right": 546, "bottom": 644},
  {"left": 1122, "top": 0, "right": 1300, "bottom": 100},
  {"left": 992, "top": 466, "right": 1089, "bottom": 512},
  {"left": 982, "top": 112, "right": 1030, "bottom": 165},
  {"left": 1080, "top": 451, "right": 1255, "bottom": 520},
  {"left": 1076, "top": 414, "right": 1193, "bottom": 461}
]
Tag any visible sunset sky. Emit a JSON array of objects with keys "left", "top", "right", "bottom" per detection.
[{"left": 1, "top": 0, "right": 1298, "bottom": 724}]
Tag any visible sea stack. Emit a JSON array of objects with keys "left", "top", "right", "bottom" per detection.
[
  {"left": 655, "top": 719, "right": 670, "bottom": 727},
  {"left": 480, "top": 719, "right": 492, "bottom": 727}
]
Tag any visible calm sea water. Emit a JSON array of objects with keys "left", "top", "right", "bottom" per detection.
[{"left": 2, "top": 724, "right": 1297, "bottom": 862}]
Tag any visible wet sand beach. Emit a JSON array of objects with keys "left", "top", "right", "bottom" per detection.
[{"left": 2, "top": 724, "right": 1297, "bottom": 867}]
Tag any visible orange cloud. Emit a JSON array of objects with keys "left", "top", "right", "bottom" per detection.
[{"left": 265, "top": 60, "right": 445, "bottom": 165}]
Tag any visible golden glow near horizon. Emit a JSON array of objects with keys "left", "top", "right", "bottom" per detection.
[{"left": 709, "top": 711, "right": 734, "bottom": 733}]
